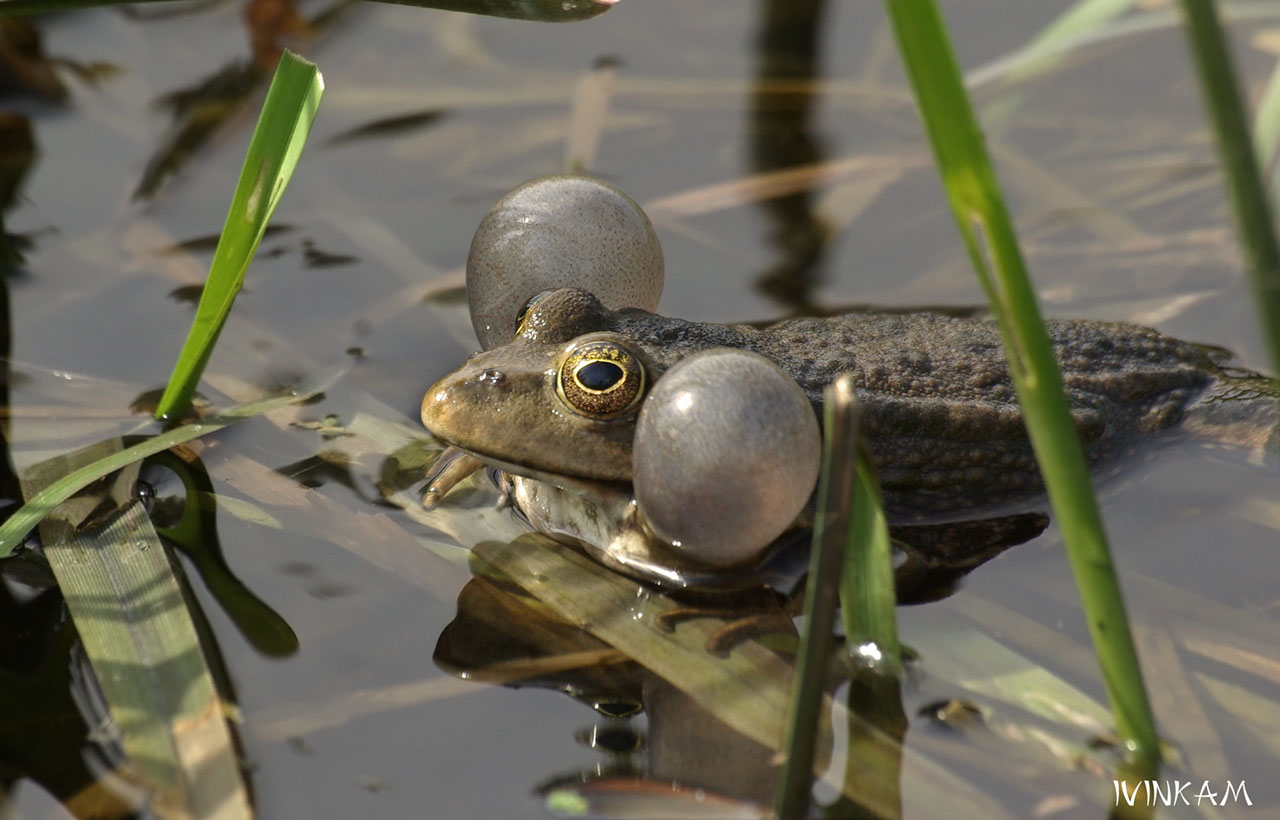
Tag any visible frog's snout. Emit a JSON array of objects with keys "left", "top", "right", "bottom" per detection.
[
  {"left": 421, "top": 367, "right": 509, "bottom": 435},
  {"left": 419, "top": 381, "right": 449, "bottom": 434}
]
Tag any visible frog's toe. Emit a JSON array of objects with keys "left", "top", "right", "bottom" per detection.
[{"left": 420, "top": 446, "right": 485, "bottom": 508}]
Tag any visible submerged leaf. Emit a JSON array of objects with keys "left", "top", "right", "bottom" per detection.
[{"left": 21, "top": 441, "right": 252, "bottom": 819}]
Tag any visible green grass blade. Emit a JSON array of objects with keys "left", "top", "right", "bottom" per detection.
[
  {"left": 1179, "top": 0, "right": 1280, "bottom": 377},
  {"left": 0, "top": 385, "right": 324, "bottom": 558},
  {"left": 1024, "top": 0, "right": 1134, "bottom": 45},
  {"left": 970, "top": 5, "right": 1280, "bottom": 91},
  {"left": 1252, "top": 57, "right": 1280, "bottom": 190},
  {"left": 776, "top": 375, "right": 903, "bottom": 819},
  {"left": 884, "top": 0, "right": 1161, "bottom": 774},
  {"left": 773, "top": 380, "right": 858, "bottom": 820},
  {"left": 842, "top": 458, "right": 897, "bottom": 658},
  {"left": 154, "top": 51, "right": 323, "bottom": 421},
  {"left": 831, "top": 378, "right": 900, "bottom": 669},
  {"left": 831, "top": 376, "right": 906, "bottom": 819},
  {"left": 21, "top": 442, "right": 252, "bottom": 819}
]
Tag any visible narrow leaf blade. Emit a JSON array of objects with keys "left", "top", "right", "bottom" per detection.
[{"left": 154, "top": 51, "right": 324, "bottom": 420}]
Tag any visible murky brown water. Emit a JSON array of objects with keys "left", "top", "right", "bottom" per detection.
[{"left": 1, "top": 1, "right": 1278, "bottom": 818}]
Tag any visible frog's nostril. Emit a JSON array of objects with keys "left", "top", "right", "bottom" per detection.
[{"left": 479, "top": 369, "right": 507, "bottom": 386}]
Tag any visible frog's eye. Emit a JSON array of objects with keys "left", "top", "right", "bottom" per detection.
[{"left": 556, "top": 340, "right": 646, "bottom": 418}]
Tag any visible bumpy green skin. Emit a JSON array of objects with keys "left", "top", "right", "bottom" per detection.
[{"left": 422, "top": 287, "right": 1216, "bottom": 524}]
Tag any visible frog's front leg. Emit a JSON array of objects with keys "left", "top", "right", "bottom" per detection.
[{"left": 421, "top": 446, "right": 487, "bottom": 508}]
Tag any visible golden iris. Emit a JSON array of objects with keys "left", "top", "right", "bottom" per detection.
[{"left": 556, "top": 340, "right": 646, "bottom": 417}]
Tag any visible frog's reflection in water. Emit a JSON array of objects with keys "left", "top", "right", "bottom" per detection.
[
  {"left": 431, "top": 513, "right": 1045, "bottom": 813},
  {"left": 891, "top": 512, "right": 1048, "bottom": 604},
  {"left": 433, "top": 570, "right": 786, "bottom": 811}
]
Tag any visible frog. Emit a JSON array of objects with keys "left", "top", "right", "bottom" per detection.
[
  {"left": 420, "top": 285, "right": 1270, "bottom": 590},
  {"left": 418, "top": 174, "right": 1275, "bottom": 593}
]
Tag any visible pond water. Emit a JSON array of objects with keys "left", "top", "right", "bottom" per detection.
[{"left": 1, "top": 1, "right": 1278, "bottom": 818}]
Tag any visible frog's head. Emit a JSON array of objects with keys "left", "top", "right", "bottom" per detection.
[
  {"left": 425, "top": 174, "right": 821, "bottom": 571},
  {"left": 423, "top": 285, "right": 822, "bottom": 570},
  {"left": 422, "top": 288, "right": 653, "bottom": 484}
]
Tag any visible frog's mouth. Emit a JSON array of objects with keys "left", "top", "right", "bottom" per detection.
[{"left": 440, "top": 439, "right": 625, "bottom": 494}]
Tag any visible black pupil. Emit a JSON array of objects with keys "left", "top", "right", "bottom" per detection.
[{"left": 578, "top": 360, "right": 624, "bottom": 390}]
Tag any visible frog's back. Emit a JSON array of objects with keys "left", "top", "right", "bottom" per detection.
[
  {"left": 618, "top": 309, "right": 1216, "bottom": 523},
  {"left": 764, "top": 313, "right": 1215, "bottom": 521}
]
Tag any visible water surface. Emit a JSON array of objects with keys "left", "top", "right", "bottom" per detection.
[{"left": 2, "top": 1, "right": 1277, "bottom": 817}]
